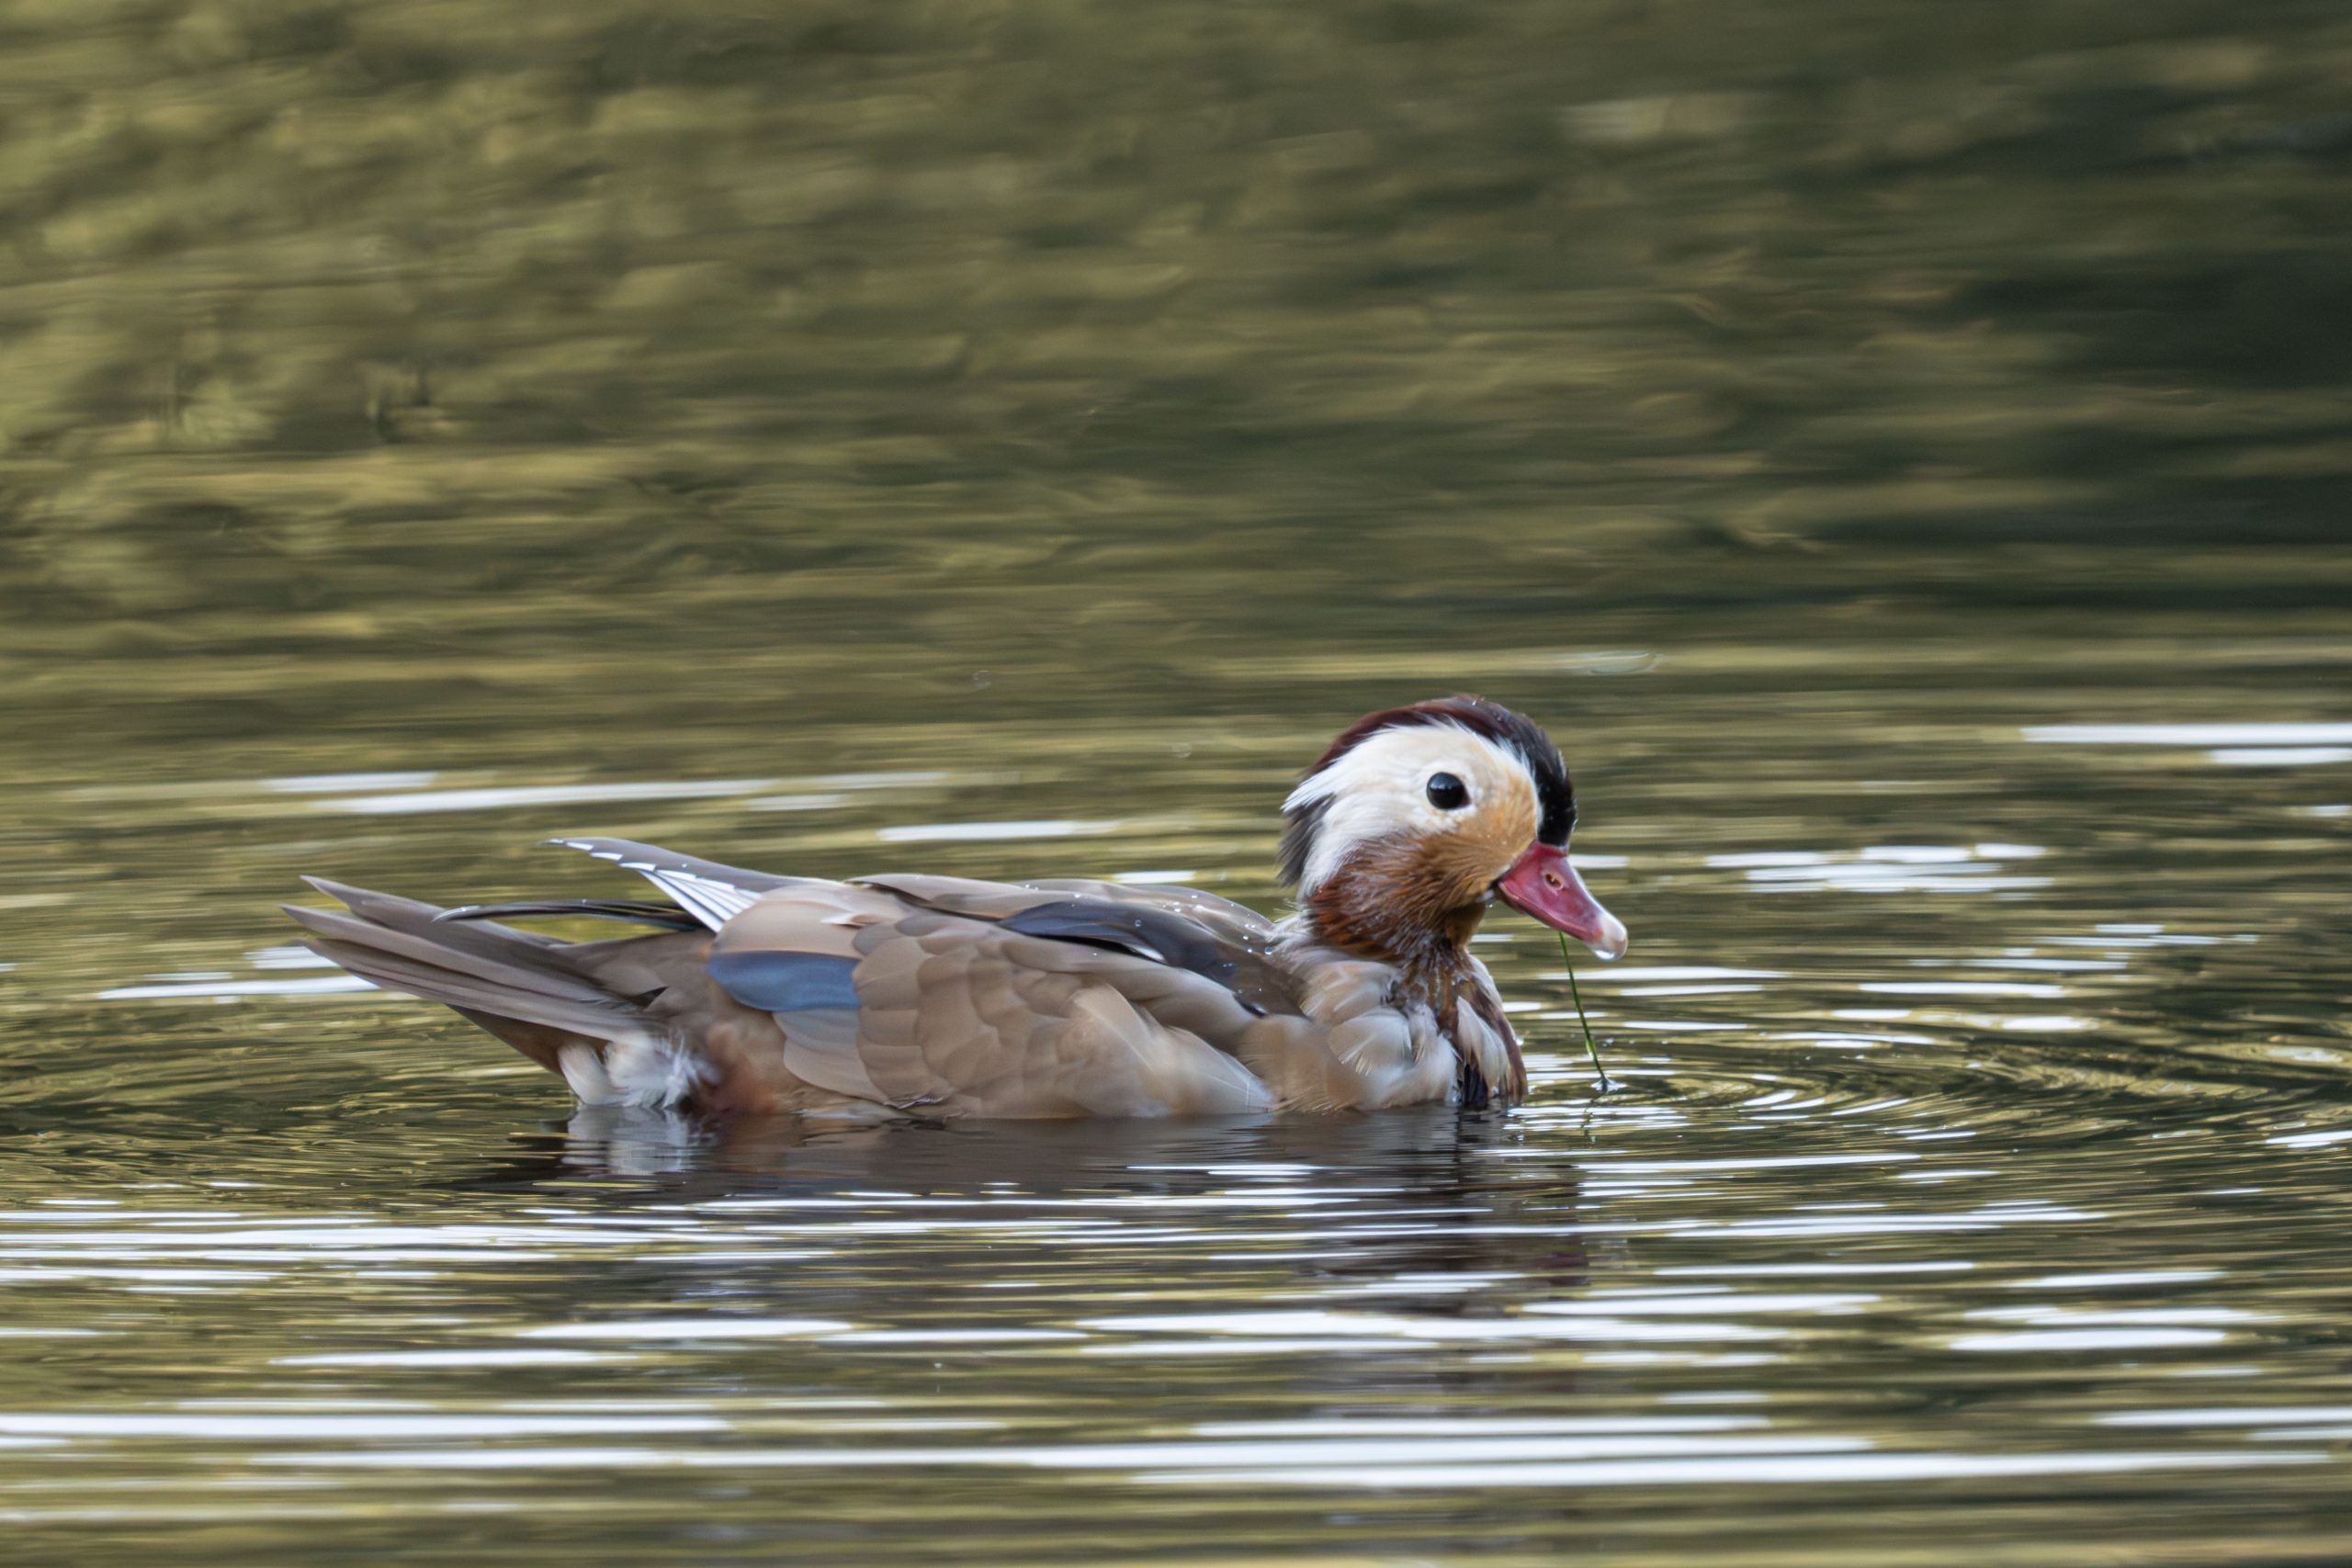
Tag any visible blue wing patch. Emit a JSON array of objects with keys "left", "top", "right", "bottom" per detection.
[{"left": 707, "top": 950, "right": 861, "bottom": 1012}]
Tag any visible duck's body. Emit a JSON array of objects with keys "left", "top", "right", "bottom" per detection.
[{"left": 291, "top": 697, "right": 1626, "bottom": 1119}]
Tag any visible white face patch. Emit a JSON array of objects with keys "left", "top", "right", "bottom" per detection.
[{"left": 1283, "top": 722, "right": 1537, "bottom": 895}]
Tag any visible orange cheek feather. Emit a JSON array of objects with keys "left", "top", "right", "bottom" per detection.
[
  {"left": 1404, "top": 783, "right": 1542, "bottom": 910},
  {"left": 1448, "top": 773, "right": 1539, "bottom": 896}
]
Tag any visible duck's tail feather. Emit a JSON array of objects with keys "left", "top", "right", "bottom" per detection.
[{"left": 286, "top": 878, "right": 656, "bottom": 1067}]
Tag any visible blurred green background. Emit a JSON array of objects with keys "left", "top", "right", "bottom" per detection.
[{"left": 8, "top": 0, "right": 2350, "bottom": 754}]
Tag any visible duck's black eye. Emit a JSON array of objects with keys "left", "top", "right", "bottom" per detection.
[{"left": 1425, "top": 773, "right": 1469, "bottom": 810}]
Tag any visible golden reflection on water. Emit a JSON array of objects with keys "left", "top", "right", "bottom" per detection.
[{"left": 4, "top": 0, "right": 2352, "bottom": 1561}]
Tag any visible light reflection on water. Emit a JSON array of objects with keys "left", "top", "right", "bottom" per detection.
[{"left": 3, "top": 1038, "right": 2350, "bottom": 1559}]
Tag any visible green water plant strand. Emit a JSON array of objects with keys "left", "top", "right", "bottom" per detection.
[{"left": 1559, "top": 931, "right": 1611, "bottom": 1093}]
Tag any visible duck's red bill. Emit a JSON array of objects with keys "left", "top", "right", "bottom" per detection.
[{"left": 1496, "top": 842, "right": 1628, "bottom": 960}]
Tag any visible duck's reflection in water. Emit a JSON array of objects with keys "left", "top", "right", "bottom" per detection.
[
  {"left": 503, "top": 1101, "right": 1532, "bottom": 1201},
  {"left": 475, "top": 1103, "right": 1590, "bottom": 1313}
]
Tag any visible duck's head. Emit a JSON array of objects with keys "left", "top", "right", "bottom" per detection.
[{"left": 1279, "top": 695, "right": 1628, "bottom": 964}]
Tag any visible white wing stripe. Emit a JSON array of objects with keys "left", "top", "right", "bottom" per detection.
[
  {"left": 651, "top": 871, "right": 759, "bottom": 930},
  {"left": 551, "top": 839, "right": 763, "bottom": 932}
]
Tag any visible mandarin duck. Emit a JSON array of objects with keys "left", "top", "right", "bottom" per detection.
[{"left": 288, "top": 696, "right": 1627, "bottom": 1118}]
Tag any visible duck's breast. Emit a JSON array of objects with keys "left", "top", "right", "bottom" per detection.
[{"left": 1239, "top": 948, "right": 1456, "bottom": 1111}]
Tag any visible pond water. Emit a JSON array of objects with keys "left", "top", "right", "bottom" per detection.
[{"left": 4, "top": 1, "right": 2350, "bottom": 1561}]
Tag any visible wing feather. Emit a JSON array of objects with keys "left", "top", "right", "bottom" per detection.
[
  {"left": 702, "top": 883, "right": 1275, "bottom": 1117},
  {"left": 552, "top": 838, "right": 800, "bottom": 932},
  {"left": 847, "top": 911, "right": 1272, "bottom": 1116},
  {"left": 854, "top": 874, "right": 1296, "bottom": 1016}
]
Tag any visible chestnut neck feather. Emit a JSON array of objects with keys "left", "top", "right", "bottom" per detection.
[{"left": 1302, "top": 834, "right": 1488, "bottom": 997}]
